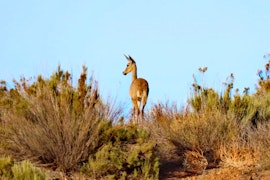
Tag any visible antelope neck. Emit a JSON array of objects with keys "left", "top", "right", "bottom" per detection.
[{"left": 131, "top": 67, "right": 137, "bottom": 82}]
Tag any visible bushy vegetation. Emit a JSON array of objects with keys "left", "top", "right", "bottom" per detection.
[
  {"left": 0, "top": 66, "right": 158, "bottom": 179},
  {"left": 147, "top": 60, "right": 270, "bottom": 173},
  {"left": 82, "top": 125, "right": 159, "bottom": 179},
  {"left": 0, "top": 156, "right": 48, "bottom": 179},
  {"left": 2, "top": 59, "right": 270, "bottom": 179},
  {"left": 0, "top": 66, "right": 114, "bottom": 171}
]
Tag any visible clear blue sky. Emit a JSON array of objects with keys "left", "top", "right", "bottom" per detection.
[{"left": 1, "top": 1, "right": 270, "bottom": 108}]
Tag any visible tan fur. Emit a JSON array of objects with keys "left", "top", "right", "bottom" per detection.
[{"left": 123, "top": 55, "right": 149, "bottom": 123}]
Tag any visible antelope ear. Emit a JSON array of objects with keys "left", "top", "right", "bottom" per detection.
[
  {"left": 124, "top": 54, "right": 133, "bottom": 63},
  {"left": 124, "top": 54, "right": 129, "bottom": 60},
  {"left": 128, "top": 55, "right": 135, "bottom": 63}
]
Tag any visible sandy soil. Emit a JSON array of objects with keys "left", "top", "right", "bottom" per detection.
[{"left": 159, "top": 160, "right": 270, "bottom": 180}]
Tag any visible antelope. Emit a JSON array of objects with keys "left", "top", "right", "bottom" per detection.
[{"left": 122, "top": 55, "right": 149, "bottom": 123}]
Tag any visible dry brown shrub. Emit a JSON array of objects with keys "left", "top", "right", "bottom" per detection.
[
  {"left": 0, "top": 67, "right": 122, "bottom": 172},
  {"left": 248, "top": 122, "right": 270, "bottom": 169},
  {"left": 146, "top": 101, "right": 262, "bottom": 170},
  {"left": 145, "top": 102, "right": 183, "bottom": 158},
  {"left": 218, "top": 140, "right": 258, "bottom": 169}
]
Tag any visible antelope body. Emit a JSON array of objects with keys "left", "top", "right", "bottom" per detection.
[{"left": 122, "top": 55, "right": 149, "bottom": 122}]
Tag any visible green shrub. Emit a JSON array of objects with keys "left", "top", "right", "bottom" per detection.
[
  {"left": 82, "top": 125, "right": 159, "bottom": 180},
  {"left": 0, "top": 157, "right": 48, "bottom": 180},
  {"left": 0, "top": 156, "right": 13, "bottom": 178},
  {"left": 12, "top": 160, "right": 48, "bottom": 180},
  {"left": 242, "top": 92, "right": 270, "bottom": 126},
  {"left": 229, "top": 93, "right": 252, "bottom": 122},
  {"left": 190, "top": 88, "right": 221, "bottom": 113}
]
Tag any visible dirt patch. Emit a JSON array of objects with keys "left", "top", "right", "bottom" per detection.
[
  {"left": 44, "top": 163, "right": 270, "bottom": 179},
  {"left": 158, "top": 148, "right": 270, "bottom": 180},
  {"left": 160, "top": 164, "right": 270, "bottom": 180}
]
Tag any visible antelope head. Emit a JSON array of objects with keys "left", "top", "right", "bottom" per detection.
[{"left": 123, "top": 55, "right": 136, "bottom": 75}]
